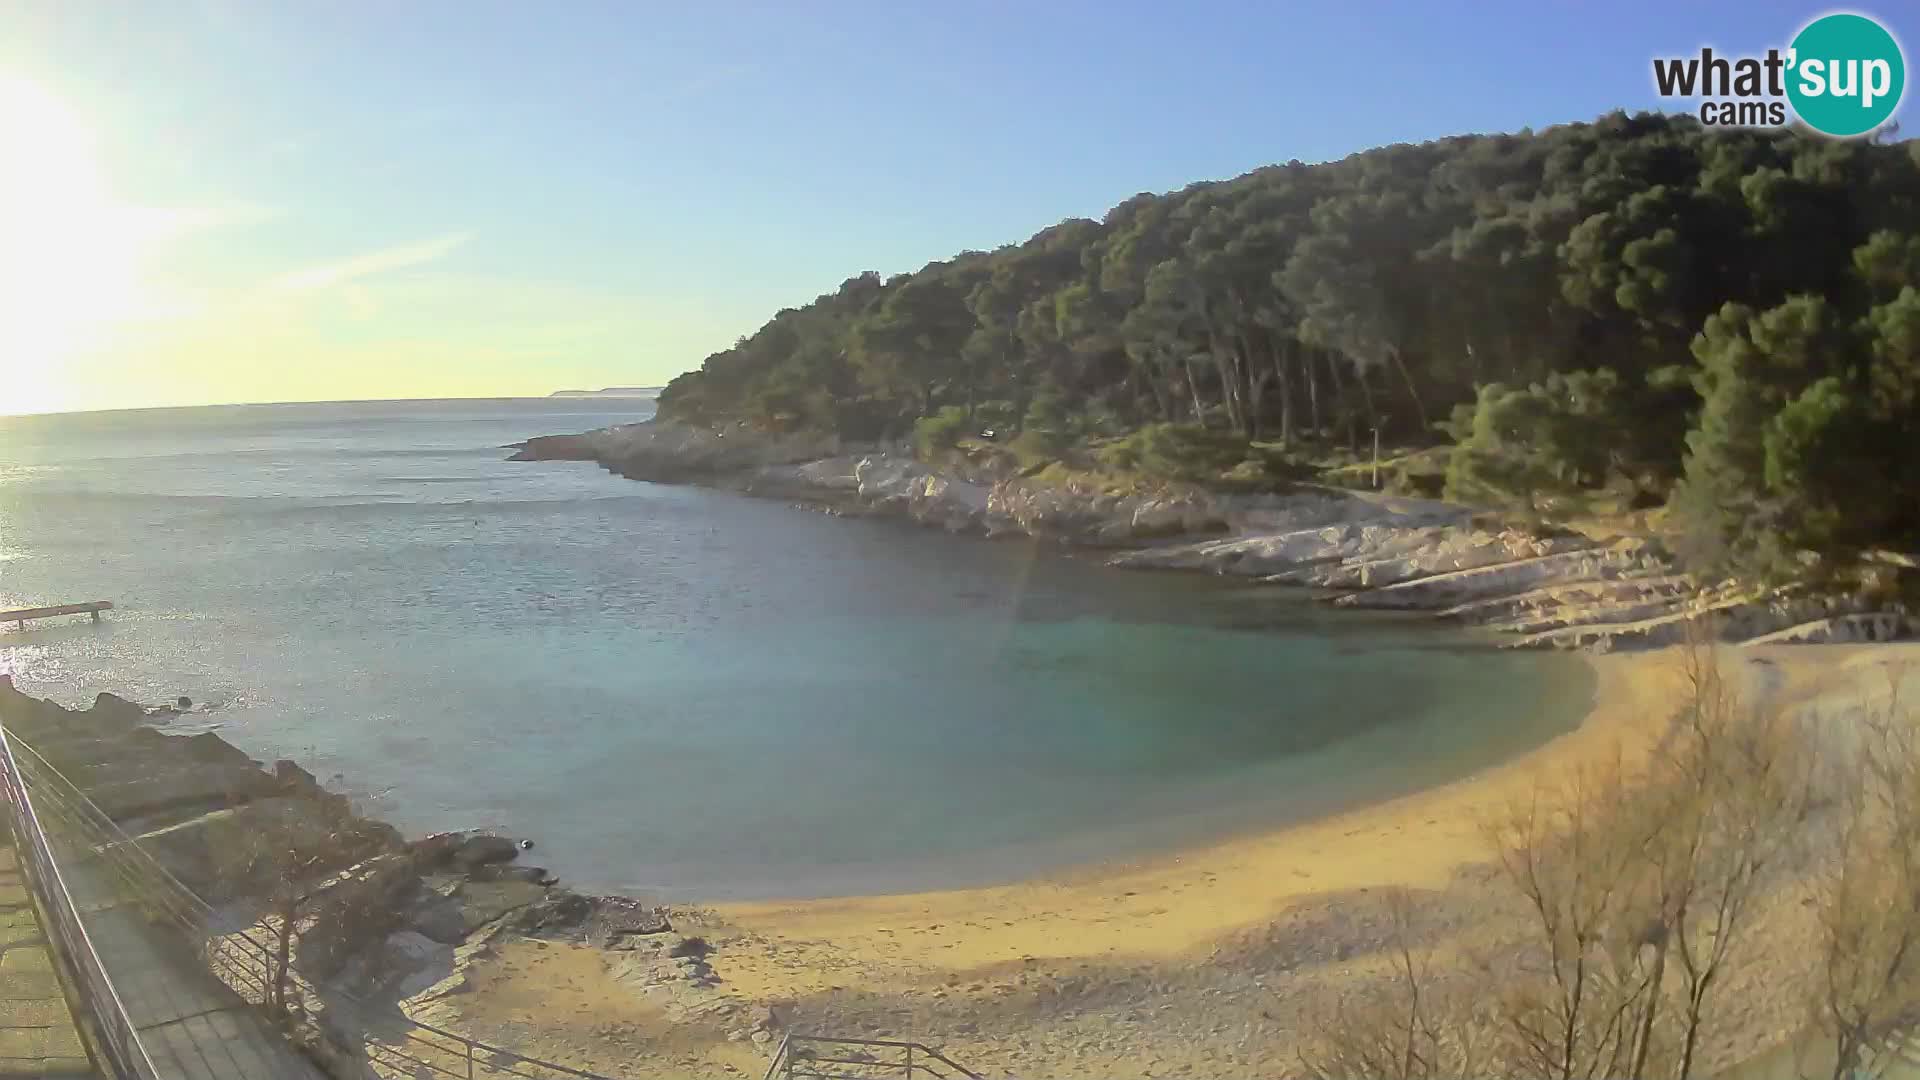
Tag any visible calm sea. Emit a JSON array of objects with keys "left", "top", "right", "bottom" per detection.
[{"left": 0, "top": 398, "right": 1591, "bottom": 899}]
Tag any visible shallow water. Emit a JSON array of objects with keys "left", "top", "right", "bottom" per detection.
[{"left": 0, "top": 399, "right": 1593, "bottom": 900}]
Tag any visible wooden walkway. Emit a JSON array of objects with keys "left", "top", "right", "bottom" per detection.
[{"left": 1, "top": 604, "right": 112, "bottom": 630}]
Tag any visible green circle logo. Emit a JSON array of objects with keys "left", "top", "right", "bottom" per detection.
[{"left": 1787, "top": 13, "right": 1906, "bottom": 137}]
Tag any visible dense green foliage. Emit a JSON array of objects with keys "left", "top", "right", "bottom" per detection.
[
  {"left": 910, "top": 406, "right": 974, "bottom": 459},
  {"left": 1097, "top": 423, "right": 1260, "bottom": 484},
  {"left": 660, "top": 113, "right": 1920, "bottom": 577}
]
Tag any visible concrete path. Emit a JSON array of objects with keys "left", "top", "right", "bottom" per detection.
[
  {"left": 54, "top": 848, "right": 327, "bottom": 1080},
  {"left": 0, "top": 845, "right": 95, "bottom": 1079},
  {"left": 7, "top": 786, "right": 327, "bottom": 1079}
]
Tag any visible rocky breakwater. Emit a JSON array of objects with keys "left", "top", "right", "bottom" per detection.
[{"left": 0, "top": 681, "right": 688, "bottom": 1074}]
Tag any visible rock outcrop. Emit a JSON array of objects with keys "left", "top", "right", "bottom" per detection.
[
  {"left": 0, "top": 682, "right": 644, "bottom": 1029},
  {"left": 1330, "top": 541, "right": 1652, "bottom": 608},
  {"left": 448, "top": 834, "right": 520, "bottom": 869},
  {"left": 510, "top": 421, "right": 846, "bottom": 483},
  {"left": 1741, "top": 611, "right": 1916, "bottom": 646}
]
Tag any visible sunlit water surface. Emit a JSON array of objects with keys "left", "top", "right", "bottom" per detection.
[{"left": 0, "top": 399, "right": 1592, "bottom": 899}]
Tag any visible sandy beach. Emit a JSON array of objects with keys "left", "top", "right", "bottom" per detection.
[{"left": 423, "top": 641, "right": 1920, "bottom": 1078}]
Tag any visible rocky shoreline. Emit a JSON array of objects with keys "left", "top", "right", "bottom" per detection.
[
  {"left": 0, "top": 419, "right": 1906, "bottom": 1077},
  {"left": 0, "top": 680, "right": 712, "bottom": 1076},
  {"left": 276, "top": 644, "right": 1920, "bottom": 1080},
  {"left": 513, "top": 419, "right": 1915, "bottom": 652},
  {"left": 10, "top": 651, "right": 1908, "bottom": 1079}
]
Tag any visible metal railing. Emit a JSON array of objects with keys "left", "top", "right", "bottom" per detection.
[
  {"left": 7, "top": 736, "right": 291, "bottom": 1015},
  {"left": 763, "top": 1035, "right": 981, "bottom": 1080},
  {"left": 0, "top": 718, "right": 163, "bottom": 1078},
  {"left": 5, "top": 727, "right": 627, "bottom": 1080}
]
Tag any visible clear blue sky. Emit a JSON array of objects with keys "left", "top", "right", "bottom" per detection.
[{"left": 0, "top": 1, "right": 1911, "bottom": 411}]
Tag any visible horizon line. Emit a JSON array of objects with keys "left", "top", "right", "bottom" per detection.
[{"left": 0, "top": 391, "right": 666, "bottom": 421}]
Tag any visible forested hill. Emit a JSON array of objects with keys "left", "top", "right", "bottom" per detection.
[{"left": 659, "top": 111, "right": 1920, "bottom": 580}]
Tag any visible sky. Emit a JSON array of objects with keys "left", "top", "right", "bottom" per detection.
[{"left": 0, "top": 1, "right": 1912, "bottom": 415}]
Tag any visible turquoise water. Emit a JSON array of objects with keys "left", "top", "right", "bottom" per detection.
[{"left": 0, "top": 399, "right": 1592, "bottom": 899}]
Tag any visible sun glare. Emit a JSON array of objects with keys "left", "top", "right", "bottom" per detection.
[{"left": 0, "top": 74, "right": 149, "bottom": 415}]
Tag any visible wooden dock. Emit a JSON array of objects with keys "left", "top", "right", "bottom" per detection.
[{"left": 1, "top": 601, "right": 113, "bottom": 628}]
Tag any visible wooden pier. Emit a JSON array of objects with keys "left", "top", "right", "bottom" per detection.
[{"left": 1, "top": 601, "right": 113, "bottom": 628}]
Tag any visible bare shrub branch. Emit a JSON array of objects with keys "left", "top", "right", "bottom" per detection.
[
  {"left": 1296, "top": 888, "right": 1492, "bottom": 1080},
  {"left": 1810, "top": 661, "right": 1920, "bottom": 1080}
]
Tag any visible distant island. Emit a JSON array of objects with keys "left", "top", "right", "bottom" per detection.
[{"left": 547, "top": 386, "right": 662, "bottom": 399}]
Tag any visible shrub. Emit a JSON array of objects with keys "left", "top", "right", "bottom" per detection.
[
  {"left": 1444, "top": 371, "right": 1622, "bottom": 505},
  {"left": 1443, "top": 367, "right": 1691, "bottom": 510},
  {"left": 972, "top": 400, "right": 1018, "bottom": 433},
  {"left": 1023, "top": 381, "right": 1077, "bottom": 442},
  {"left": 1006, "top": 430, "right": 1064, "bottom": 470},
  {"left": 911, "top": 406, "right": 974, "bottom": 460},
  {"left": 1098, "top": 423, "right": 1250, "bottom": 483}
]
